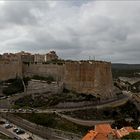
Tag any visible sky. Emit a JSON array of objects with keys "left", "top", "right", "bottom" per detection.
[{"left": 0, "top": 0, "right": 140, "bottom": 64}]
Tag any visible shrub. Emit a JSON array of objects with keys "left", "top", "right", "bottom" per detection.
[
  {"left": 2, "top": 78, "right": 24, "bottom": 95},
  {"left": 32, "top": 75, "right": 55, "bottom": 84},
  {"left": 122, "top": 132, "right": 140, "bottom": 139}
]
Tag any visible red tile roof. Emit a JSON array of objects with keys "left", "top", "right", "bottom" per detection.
[
  {"left": 82, "top": 130, "right": 98, "bottom": 140},
  {"left": 82, "top": 124, "right": 137, "bottom": 140},
  {"left": 95, "top": 124, "right": 115, "bottom": 136},
  {"left": 115, "top": 127, "right": 135, "bottom": 138},
  {"left": 124, "top": 127, "right": 135, "bottom": 133}
]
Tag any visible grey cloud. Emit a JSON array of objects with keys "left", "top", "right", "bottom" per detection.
[
  {"left": 0, "top": 1, "right": 50, "bottom": 26},
  {"left": 0, "top": 1, "right": 140, "bottom": 63}
]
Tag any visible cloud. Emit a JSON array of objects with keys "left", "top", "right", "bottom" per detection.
[{"left": 0, "top": 1, "right": 140, "bottom": 63}]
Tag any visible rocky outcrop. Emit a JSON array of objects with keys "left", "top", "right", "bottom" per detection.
[{"left": 27, "top": 79, "right": 63, "bottom": 94}]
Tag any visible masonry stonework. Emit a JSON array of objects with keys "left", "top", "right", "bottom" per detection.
[
  {"left": 0, "top": 60, "right": 114, "bottom": 100},
  {"left": 0, "top": 62, "right": 22, "bottom": 81},
  {"left": 64, "top": 62, "right": 114, "bottom": 100},
  {"left": 22, "top": 61, "right": 114, "bottom": 100}
]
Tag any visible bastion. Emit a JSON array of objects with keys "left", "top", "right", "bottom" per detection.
[
  {"left": 22, "top": 61, "right": 114, "bottom": 100},
  {"left": 0, "top": 59, "right": 115, "bottom": 100}
]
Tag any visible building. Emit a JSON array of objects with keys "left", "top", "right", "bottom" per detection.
[
  {"left": 115, "top": 127, "right": 135, "bottom": 139},
  {"left": 82, "top": 124, "right": 116, "bottom": 140},
  {"left": 15, "top": 51, "right": 34, "bottom": 63},
  {"left": 82, "top": 130, "right": 98, "bottom": 140},
  {"left": 45, "top": 51, "right": 58, "bottom": 61},
  {"left": 34, "top": 54, "right": 45, "bottom": 63},
  {"left": 82, "top": 124, "right": 139, "bottom": 140},
  {"left": 2, "top": 53, "right": 19, "bottom": 62}
]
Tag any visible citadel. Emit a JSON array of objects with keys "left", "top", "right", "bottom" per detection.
[{"left": 0, "top": 51, "right": 115, "bottom": 100}]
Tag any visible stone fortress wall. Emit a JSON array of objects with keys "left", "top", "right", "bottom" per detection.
[
  {"left": 64, "top": 61, "right": 114, "bottom": 100},
  {"left": 0, "top": 61, "right": 22, "bottom": 81},
  {"left": 22, "top": 61, "right": 114, "bottom": 100},
  {"left": 0, "top": 60, "right": 114, "bottom": 100},
  {"left": 22, "top": 63, "right": 64, "bottom": 81}
]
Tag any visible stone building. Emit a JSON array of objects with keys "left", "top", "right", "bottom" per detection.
[
  {"left": 82, "top": 124, "right": 139, "bottom": 140},
  {"left": 45, "top": 51, "right": 58, "bottom": 61},
  {"left": 34, "top": 54, "right": 45, "bottom": 63},
  {"left": 15, "top": 51, "right": 34, "bottom": 63},
  {"left": 2, "top": 53, "right": 19, "bottom": 62}
]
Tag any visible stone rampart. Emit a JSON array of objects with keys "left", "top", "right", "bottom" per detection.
[
  {"left": 23, "top": 63, "right": 64, "bottom": 81},
  {"left": 23, "top": 61, "right": 114, "bottom": 100},
  {"left": 0, "top": 61, "right": 22, "bottom": 81},
  {"left": 64, "top": 62, "right": 114, "bottom": 100},
  {"left": 0, "top": 61, "right": 115, "bottom": 100}
]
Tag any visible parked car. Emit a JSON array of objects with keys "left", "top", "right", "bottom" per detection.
[
  {"left": 14, "top": 128, "right": 25, "bottom": 135},
  {"left": 13, "top": 128, "right": 19, "bottom": 133},
  {"left": 5, "top": 123, "right": 13, "bottom": 129},
  {"left": 16, "top": 129, "right": 25, "bottom": 135}
]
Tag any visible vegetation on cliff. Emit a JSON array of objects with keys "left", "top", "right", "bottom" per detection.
[
  {"left": 14, "top": 92, "right": 98, "bottom": 108},
  {"left": 2, "top": 78, "right": 24, "bottom": 95}
]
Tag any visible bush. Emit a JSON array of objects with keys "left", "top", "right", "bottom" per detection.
[
  {"left": 16, "top": 113, "right": 92, "bottom": 135},
  {"left": 15, "top": 95, "right": 47, "bottom": 108},
  {"left": 32, "top": 75, "right": 55, "bottom": 84},
  {"left": 122, "top": 132, "right": 140, "bottom": 139},
  {"left": 2, "top": 78, "right": 24, "bottom": 95}
]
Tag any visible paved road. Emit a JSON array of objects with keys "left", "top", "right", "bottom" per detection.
[
  {"left": 0, "top": 95, "right": 130, "bottom": 114},
  {"left": 0, "top": 92, "right": 131, "bottom": 115},
  {"left": 38, "top": 94, "right": 131, "bottom": 113},
  {"left": 0, "top": 125, "right": 20, "bottom": 139},
  {"left": 56, "top": 112, "right": 114, "bottom": 126}
]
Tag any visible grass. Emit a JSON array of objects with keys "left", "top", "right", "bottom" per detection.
[
  {"left": 0, "top": 132, "right": 12, "bottom": 139},
  {"left": 16, "top": 113, "right": 93, "bottom": 135},
  {"left": 122, "top": 132, "right": 140, "bottom": 139}
]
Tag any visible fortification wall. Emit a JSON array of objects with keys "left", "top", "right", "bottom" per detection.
[
  {"left": 23, "top": 61, "right": 114, "bottom": 100},
  {"left": 22, "top": 63, "right": 64, "bottom": 81},
  {"left": 64, "top": 62, "right": 114, "bottom": 100},
  {"left": 0, "top": 62, "right": 22, "bottom": 81}
]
